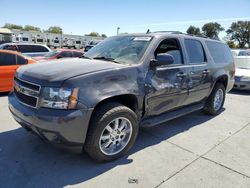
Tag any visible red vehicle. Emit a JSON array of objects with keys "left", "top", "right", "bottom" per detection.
[{"left": 33, "top": 49, "right": 83, "bottom": 61}]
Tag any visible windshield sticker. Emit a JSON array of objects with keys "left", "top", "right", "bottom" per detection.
[{"left": 133, "top": 37, "right": 152, "bottom": 41}]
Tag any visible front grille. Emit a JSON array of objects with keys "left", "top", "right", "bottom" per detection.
[{"left": 14, "top": 77, "right": 41, "bottom": 108}]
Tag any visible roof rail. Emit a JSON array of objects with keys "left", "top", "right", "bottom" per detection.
[{"left": 150, "top": 31, "right": 183, "bottom": 34}]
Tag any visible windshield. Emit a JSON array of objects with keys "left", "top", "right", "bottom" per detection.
[
  {"left": 84, "top": 36, "right": 152, "bottom": 64},
  {"left": 44, "top": 50, "right": 59, "bottom": 57}
]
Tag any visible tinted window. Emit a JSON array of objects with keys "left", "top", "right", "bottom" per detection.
[
  {"left": 73, "top": 51, "right": 83, "bottom": 57},
  {"left": 206, "top": 41, "right": 233, "bottom": 64},
  {"left": 0, "top": 52, "right": 16, "bottom": 66},
  {"left": 60, "top": 51, "right": 72, "bottom": 57},
  {"left": 2, "top": 44, "right": 18, "bottom": 51},
  {"left": 18, "top": 45, "right": 49, "bottom": 53},
  {"left": 22, "top": 37, "right": 29, "bottom": 42},
  {"left": 184, "top": 39, "right": 206, "bottom": 64},
  {"left": 239, "top": 50, "right": 250, "bottom": 56},
  {"left": 37, "top": 39, "right": 43, "bottom": 43},
  {"left": 17, "top": 55, "right": 27, "bottom": 65}
]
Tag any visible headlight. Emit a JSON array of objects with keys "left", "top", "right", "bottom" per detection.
[
  {"left": 40, "top": 87, "right": 79, "bottom": 109},
  {"left": 241, "top": 76, "right": 250, "bottom": 82}
]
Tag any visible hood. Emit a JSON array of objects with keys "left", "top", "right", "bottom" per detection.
[
  {"left": 16, "top": 58, "right": 123, "bottom": 86},
  {"left": 235, "top": 68, "right": 250, "bottom": 77}
]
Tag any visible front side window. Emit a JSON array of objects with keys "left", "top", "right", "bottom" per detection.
[
  {"left": 0, "top": 52, "right": 16, "bottom": 66},
  {"left": 155, "top": 38, "right": 183, "bottom": 65},
  {"left": 85, "top": 36, "right": 152, "bottom": 64},
  {"left": 184, "top": 39, "right": 206, "bottom": 64}
]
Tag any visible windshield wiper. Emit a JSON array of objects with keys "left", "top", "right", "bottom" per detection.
[{"left": 92, "top": 56, "right": 120, "bottom": 64}]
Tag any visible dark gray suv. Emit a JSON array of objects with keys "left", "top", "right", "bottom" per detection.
[{"left": 8, "top": 32, "right": 235, "bottom": 162}]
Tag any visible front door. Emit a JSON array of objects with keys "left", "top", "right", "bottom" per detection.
[{"left": 145, "top": 38, "right": 189, "bottom": 117}]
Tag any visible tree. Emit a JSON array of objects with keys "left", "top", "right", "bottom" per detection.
[
  {"left": 226, "top": 21, "right": 250, "bottom": 48},
  {"left": 23, "top": 25, "right": 41, "bottom": 32},
  {"left": 227, "top": 41, "right": 237, "bottom": 49},
  {"left": 3, "top": 23, "right": 23, "bottom": 30},
  {"left": 101, "top": 34, "right": 107, "bottom": 38},
  {"left": 186, "top": 25, "right": 201, "bottom": 36},
  {"left": 45, "top": 26, "right": 63, "bottom": 34},
  {"left": 85, "top": 32, "right": 100, "bottom": 37},
  {"left": 202, "top": 22, "right": 224, "bottom": 39}
]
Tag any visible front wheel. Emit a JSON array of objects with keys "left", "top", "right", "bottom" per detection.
[
  {"left": 203, "top": 83, "right": 226, "bottom": 115},
  {"left": 84, "top": 103, "right": 139, "bottom": 162}
]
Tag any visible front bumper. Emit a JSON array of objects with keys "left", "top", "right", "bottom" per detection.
[
  {"left": 233, "top": 81, "right": 250, "bottom": 90},
  {"left": 8, "top": 92, "right": 93, "bottom": 146}
]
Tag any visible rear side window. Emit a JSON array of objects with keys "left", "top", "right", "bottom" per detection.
[
  {"left": 73, "top": 51, "right": 83, "bottom": 57},
  {"left": 18, "top": 45, "right": 49, "bottom": 53},
  {"left": 205, "top": 41, "right": 233, "bottom": 63},
  {"left": 184, "top": 39, "right": 206, "bottom": 64},
  {"left": 17, "top": 55, "right": 27, "bottom": 65},
  {"left": 0, "top": 52, "right": 16, "bottom": 66},
  {"left": 60, "top": 51, "right": 72, "bottom": 57}
]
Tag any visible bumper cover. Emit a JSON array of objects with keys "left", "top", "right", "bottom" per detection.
[
  {"left": 8, "top": 92, "right": 93, "bottom": 146},
  {"left": 234, "top": 81, "right": 250, "bottom": 90}
]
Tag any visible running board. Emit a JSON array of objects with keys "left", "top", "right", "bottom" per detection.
[{"left": 140, "top": 103, "right": 204, "bottom": 128}]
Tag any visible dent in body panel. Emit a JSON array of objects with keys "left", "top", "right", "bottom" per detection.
[{"left": 65, "top": 66, "right": 145, "bottom": 109}]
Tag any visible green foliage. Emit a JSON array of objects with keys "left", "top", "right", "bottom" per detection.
[
  {"left": 23, "top": 25, "right": 41, "bottom": 32},
  {"left": 85, "top": 32, "right": 100, "bottom": 37},
  {"left": 101, "top": 34, "right": 107, "bottom": 38},
  {"left": 186, "top": 25, "right": 201, "bottom": 36},
  {"left": 202, "top": 22, "right": 224, "bottom": 39},
  {"left": 227, "top": 41, "right": 237, "bottom": 49},
  {"left": 226, "top": 21, "right": 250, "bottom": 48},
  {"left": 45, "top": 26, "right": 63, "bottom": 34},
  {"left": 3, "top": 23, "right": 23, "bottom": 30}
]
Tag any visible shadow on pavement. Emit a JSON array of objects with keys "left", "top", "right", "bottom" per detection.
[
  {"left": 0, "top": 110, "right": 218, "bottom": 187},
  {"left": 0, "top": 92, "right": 9, "bottom": 97},
  {"left": 229, "top": 89, "right": 250, "bottom": 96}
]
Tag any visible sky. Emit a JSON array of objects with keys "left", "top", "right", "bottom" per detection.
[{"left": 1, "top": 0, "right": 250, "bottom": 38}]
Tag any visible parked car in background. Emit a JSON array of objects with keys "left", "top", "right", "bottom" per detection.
[
  {"left": 0, "top": 50, "right": 36, "bottom": 92},
  {"left": 232, "top": 49, "right": 250, "bottom": 90},
  {"left": 84, "top": 40, "right": 101, "bottom": 52},
  {"left": 0, "top": 43, "right": 51, "bottom": 57},
  {"left": 33, "top": 49, "right": 83, "bottom": 60},
  {"left": 8, "top": 33, "right": 234, "bottom": 162}
]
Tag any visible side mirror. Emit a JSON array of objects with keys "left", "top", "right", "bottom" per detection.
[{"left": 153, "top": 53, "right": 174, "bottom": 67}]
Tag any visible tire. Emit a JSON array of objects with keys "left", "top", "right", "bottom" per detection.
[
  {"left": 84, "top": 103, "right": 139, "bottom": 162},
  {"left": 203, "top": 83, "right": 226, "bottom": 115}
]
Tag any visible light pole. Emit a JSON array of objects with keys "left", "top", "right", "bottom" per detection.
[{"left": 117, "top": 27, "right": 120, "bottom": 35}]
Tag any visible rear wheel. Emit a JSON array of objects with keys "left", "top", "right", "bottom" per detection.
[
  {"left": 204, "top": 83, "right": 226, "bottom": 115},
  {"left": 84, "top": 103, "right": 138, "bottom": 162}
]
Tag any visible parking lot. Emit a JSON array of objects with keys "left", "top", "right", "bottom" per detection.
[{"left": 0, "top": 91, "right": 250, "bottom": 188}]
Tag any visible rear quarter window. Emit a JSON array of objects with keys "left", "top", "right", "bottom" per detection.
[{"left": 205, "top": 41, "right": 233, "bottom": 64}]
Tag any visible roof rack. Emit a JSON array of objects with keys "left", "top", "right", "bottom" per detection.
[{"left": 151, "top": 31, "right": 183, "bottom": 34}]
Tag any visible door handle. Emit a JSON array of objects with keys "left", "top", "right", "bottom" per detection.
[
  {"left": 202, "top": 69, "right": 210, "bottom": 74},
  {"left": 176, "top": 72, "right": 187, "bottom": 77}
]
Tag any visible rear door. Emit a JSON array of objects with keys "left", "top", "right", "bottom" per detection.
[
  {"left": 0, "top": 52, "right": 18, "bottom": 92},
  {"left": 183, "top": 39, "right": 211, "bottom": 105}
]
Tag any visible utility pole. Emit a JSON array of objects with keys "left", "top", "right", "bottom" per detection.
[{"left": 117, "top": 27, "right": 120, "bottom": 35}]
